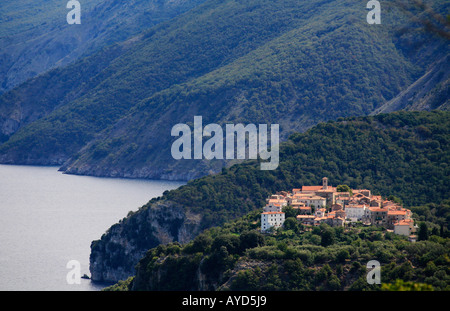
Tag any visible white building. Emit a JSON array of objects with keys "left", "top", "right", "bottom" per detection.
[
  {"left": 264, "top": 198, "right": 287, "bottom": 212},
  {"left": 261, "top": 211, "right": 285, "bottom": 233},
  {"left": 394, "top": 219, "right": 415, "bottom": 237},
  {"left": 264, "top": 204, "right": 282, "bottom": 212},
  {"left": 315, "top": 208, "right": 326, "bottom": 218},
  {"left": 293, "top": 195, "right": 326, "bottom": 208},
  {"left": 345, "top": 204, "right": 367, "bottom": 222},
  {"left": 264, "top": 200, "right": 285, "bottom": 213}
]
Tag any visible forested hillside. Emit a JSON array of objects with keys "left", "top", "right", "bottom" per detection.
[
  {"left": 105, "top": 206, "right": 450, "bottom": 291},
  {"left": 89, "top": 111, "right": 450, "bottom": 283}
]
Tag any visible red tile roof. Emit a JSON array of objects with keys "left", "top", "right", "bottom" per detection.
[
  {"left": 388, "top": 210, "right": 408, "bottom": 215},
  {"left": 302, "top": 186, "right": 323, "bottom": 191},
  {"left": 394, "top": 219, "right": 414, "bottom": 226}
]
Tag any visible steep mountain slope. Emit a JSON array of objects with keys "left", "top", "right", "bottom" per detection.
[
  {"left": 89, "top": 111, "right": 450, "bottom": 283},
  {"left": 1, "top": 0, "right": 448, "bottom": 179},
  {"left": 0, "top": 0, "right": 206, "bottom": 147},
  {"left": 372, "top": 54, "right": 450, "bottom": 114},
  {"left": 0, "top": 0, "right": 206, "bottom": 93},
  {"left": 1, "top": 0, "right": 338, "bottom": 164}
]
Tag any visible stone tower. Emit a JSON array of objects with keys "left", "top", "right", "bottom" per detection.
[{"left": 322, "top": 177, "right": 328, "bottom": 190}]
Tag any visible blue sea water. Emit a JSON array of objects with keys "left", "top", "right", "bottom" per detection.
[{"left": 0, "top": 164, "right": 184, "bottom": 291}]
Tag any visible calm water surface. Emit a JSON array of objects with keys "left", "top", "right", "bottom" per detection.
[{"left": 0, "top": 165, "right": 185, "bottom": 291}]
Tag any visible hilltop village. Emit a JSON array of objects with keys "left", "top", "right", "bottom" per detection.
[{"left": 261, "top": 178, "right": 416, "bottom": 240}]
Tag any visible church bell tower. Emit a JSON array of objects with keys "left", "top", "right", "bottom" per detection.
[{"left": 322, "top": 177, "right": 328, "bottom": 190}]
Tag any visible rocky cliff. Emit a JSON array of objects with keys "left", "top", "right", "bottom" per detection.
[{"left": 90, "top": 199, "right": 203, "bottom": 283}]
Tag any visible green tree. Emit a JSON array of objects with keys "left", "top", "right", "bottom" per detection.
[
  {"left": 418, "top": 222, "right": 429, "bottom": 241},
  {"left": 190, "top": 233, "right": 213, "bottom": 253},
  {"left": 327, "top": 274, "right": 341, "bottom": 290},
  {"left": 336, "top": 249, "right": 350, "bottom": 262},
  {"left": 336, "top": 185, "right": 352, "bottom": 195},
  {"left": 282, "top": 205, "right": 298, "bottom": 218},
  {"left": 381, "top": 279, "right": 433, "bottom": 291},
  {"left": 283, "top": 218, "right": 300, "bottom": 233},
  {"left": 320, "top": 226, "right": 335, "bottom": 247},
  {"left": 212, "top": 234, "right": 241, "bottom": 254},
  {"left": 387, "top": 195, "right": 403, "bottom": 205},
  {"left": 239, "top": 230, "right": 265, "bottom": 252}
]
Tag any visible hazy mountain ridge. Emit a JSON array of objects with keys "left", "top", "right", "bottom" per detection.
[
  {"left": 1, "top": 0, "right": 448, "bottom": 179},
  {"left": 0, "top": 0, "right": 206, "bottom": 94}
]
